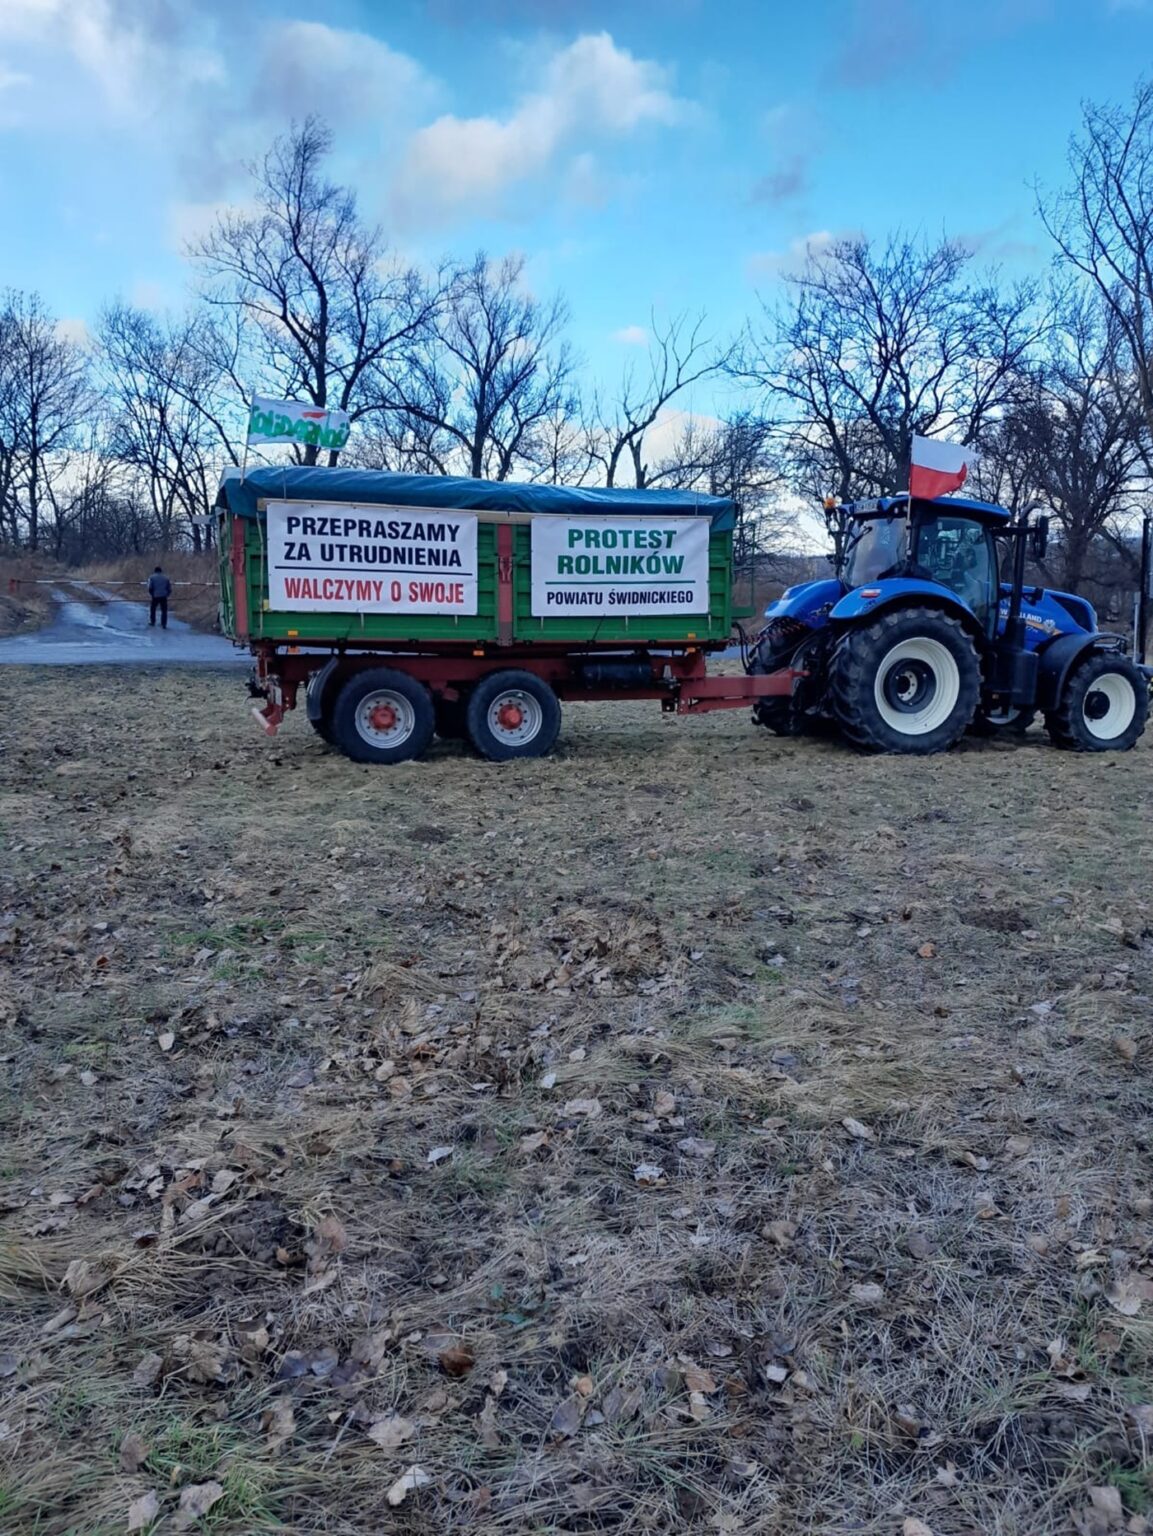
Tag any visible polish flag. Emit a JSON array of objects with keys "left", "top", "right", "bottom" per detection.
[{"left": 909, "top": 435, "right": 979, "bottom": 500}]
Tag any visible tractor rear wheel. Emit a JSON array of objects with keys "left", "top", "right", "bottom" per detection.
[
  {"left": 830, "top": 606, "right": 981, "bottom": 754},
  {"left": 1045, "top": 652, "right": 1148, "bottom": 752}
]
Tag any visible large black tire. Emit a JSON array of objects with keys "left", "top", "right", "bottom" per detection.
[
  {"left": 830, "top": 606, "right": 981, "bottom": 755},
  {"left": 466, "top": 671, "right": 561, "bottom": 761},
  {"left": 330, "top": 668, "right": 436, "bottom": 765},
  {"left": 1045, "top": 651, "right": 1149, "bottom": 752},
  {"left": 306, "top": 662, "right": 340, "bottom": 745}
]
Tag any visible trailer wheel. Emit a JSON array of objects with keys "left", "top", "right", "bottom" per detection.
[
  {"left": 830, "top": 606, "right": 980, "bottom": 754},
  {"left": 466, "top": 671, "right": 561, "bottom": 761},
  {"left": 330, "top": 668, "right": 435, "bottom": 765},
  {"left": 306, "top": 665, "right": 339, "bottom": 745},
  {"left": 1045, "top": 652, "right": 1149, "bottom": 752}
]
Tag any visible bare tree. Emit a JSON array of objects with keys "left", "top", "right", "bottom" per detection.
[
  {"left": 590, "top": 314, "right": 733, "bottom": 488},
  {"left": 192, "top": 117, "right": 439, "bottom": 466},
  {"left": 391, "top": 253, "right": 574, "bottom": 480},
  {"left": 0, "top": 291, "right": 90, "bottom": 552},
  {"left": 977, "top": 294, "right": 1147, "bottom": 591},
  {"left": 98, "top": 304, "right": 236, "bottom": 552},
  {"left": 742, "top": 234, "right": 1045, "bottom": 499},
  {"left": 1042, "top": 79, "right": 1153, "bottom": 470}
]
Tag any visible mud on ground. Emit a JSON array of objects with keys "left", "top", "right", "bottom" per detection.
[{"left": 1, "top": 667, "right": 1152, "bottom": 1535}]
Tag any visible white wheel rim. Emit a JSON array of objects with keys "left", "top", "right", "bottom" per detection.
[
  {"left": 873, "top": 637, "right": 961, "bottom": 736},
  {"left": 1083, "top": 673, "right": 1136, "bottom": 740},
  {"left": 355, "top": 689, "right": 416, "bottom": 748},
  {"left": 487, "top": 689, "right": 543, "bottom": 745}
]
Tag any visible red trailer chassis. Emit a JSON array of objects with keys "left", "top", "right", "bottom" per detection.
[{"left": 248, "top": 641, "right": 796, "bottom": 737}]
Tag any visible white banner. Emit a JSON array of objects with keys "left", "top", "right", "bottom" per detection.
[
  {"left": 247, "top": 396, "right": 351, "bottom": 451},
  {"left": 530, "top": 515, "right": 711, "bottom": 618},
  {"left": 266, "top": 501, "right": 478, "bottom": 615}
]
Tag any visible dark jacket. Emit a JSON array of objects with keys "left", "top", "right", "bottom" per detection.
[{"left": 148, "top": 573, "right": 172, "bottom": 599}]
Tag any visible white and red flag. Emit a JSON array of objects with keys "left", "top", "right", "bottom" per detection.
[{"left": 909, "top": 435, "right": 978, "bottom": 500}]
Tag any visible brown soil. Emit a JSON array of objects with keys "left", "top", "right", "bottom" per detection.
[{"left": 1, "top": 669, "right": 1152, "bottom": 1535}]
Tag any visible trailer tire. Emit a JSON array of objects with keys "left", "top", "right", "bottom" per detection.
[
  {"left": 831, "top": 606, "right": 980, "bottom": 755},
  {"left": 1045, "top": 651, "right": 1148, "bottom": 752},
  {"left": 466, "top": 671, "right": 561, "bottom": 761},
  {"left": 330, "top": 668, "right": 435, "bottom": 765}
]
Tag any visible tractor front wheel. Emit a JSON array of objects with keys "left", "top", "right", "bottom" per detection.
[
  {"left": 1045, "top": 652, "right": 1149, "bottom": 752},
  {"left": 831, "top": 607, "right": 981, "bottom": 755}
]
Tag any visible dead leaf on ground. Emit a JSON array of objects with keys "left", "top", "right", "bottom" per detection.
[
  {"left": 1107, "top": 1275, "right": 1153, "bottom": 1316},
  {"left": 119, "top": 1430, "right": 149, "bottom": 1473},
  {"left": 366, "top": 1413, "right": 415, "bottom": 1451},
  {"left": 851, "top": 1282, "right": 885, "bottom": 1305},
  {"left": 563, "top": 1098, "right": 602, "bottom": 1119},
  {"left": 682, "top": 1363, "right": 717, "bottom": 1395},
  {"left": 764, "top": 1218, "right": 797, "bottom": 1248},
  {"left": 173, "top": 1480, "right": 224, "bottom": 1530},
  {"left": 917, "top": 942, "right": 936, "bottom": 959},
  {"left": 438, "top": 1343, "right": 475, "bottom": 1378},
  {"left": 1005, "top": 1134, "right": 1033, "bottom": 1158},
  {"left": 653, "top": 1089, "right": 676, "bottom": 1117},
  {"left": 677, "top": 1137, "right": 716, "bottom": 1159},
  {"left": 1113, "top": 1035, "right": 1138, "bottom": 1063},
  {"left": 157, "top": 1032, "right": 175, "bottom": 1053},
  {"left": 841, "top": 1117, "right": 875, "bottom": 1142},
  {"left": 903, "top": 1520, "right": 935, "bottom": 1536},
  {"left": 550, "top": 1395, "right": 584, "bottom": 1439},
  {"left": 127, "top": 1490, "right": 160, "bottom": 1532},
  {"left": 935, "top": 1461, "right": 960, "bottom": 1488},
  {"left": 386, "top": 1465, "right": 432, "bottom": 1507},
  {"left": 132, "top": 1351, "right": 163, "bottom": 1389},
  {"left": 633, "top": 1162, "right": 666, "bottom": 1186},
  {"left": 426, "top": 1145, "right": 454, "bottom": 1165},
  {"left": 518, "top": 1131, "right": 549, "bottom": 1156},
  {"left": 263, "top": 1395, "right": 296, "bottom": 1452},
  {"left": 905, "top": 1231, "right": 934, "bottom": 1260}
]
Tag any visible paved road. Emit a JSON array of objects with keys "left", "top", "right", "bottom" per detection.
[{"left": 0, "top": 585, "right": 247, "bottom": 667}]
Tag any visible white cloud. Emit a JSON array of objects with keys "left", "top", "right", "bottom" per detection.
[
  {"left": 129, "top": 280, "right": 168, "bottom": 312},
  {"left": 250, "top": 22, "right": 437, "bottom": 134},
  {"left": 612, "top": 324, "right": 649, "bottom": 346},
  {"left": 56, "top": 316, "right": 90, "bottom": 346},
  {"left": 391, "top": 32, "right": 687, "bottom": 228},
  {"left": 747, "top": 230, "right": 842, "bottom": 282}
]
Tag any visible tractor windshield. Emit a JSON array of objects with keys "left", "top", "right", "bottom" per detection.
[{"left": 844, "top": 516, "right": 907, "bottom": 586}]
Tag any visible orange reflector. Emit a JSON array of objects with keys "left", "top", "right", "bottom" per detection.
[
  {"left": 473, "top": 649, "right": 485, "bottom": 656},
  {"left": 287, "top": 629, "right": 299, "bottom": 637}
]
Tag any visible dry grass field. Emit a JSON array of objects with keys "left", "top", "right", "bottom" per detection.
[{"left": 1, "top": 666, "right": 1152, "bottom": 1535}]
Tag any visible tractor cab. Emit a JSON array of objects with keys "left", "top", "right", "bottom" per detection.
[{"left": 838, "top": 495, "right": 1009, "bottom": 632}]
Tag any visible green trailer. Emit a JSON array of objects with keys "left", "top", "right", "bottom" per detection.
[{"left": 215, "top": 466, "right": 790, "bottom": 763}]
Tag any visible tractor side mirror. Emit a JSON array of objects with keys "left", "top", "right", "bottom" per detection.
[{"left": 1030, "top": 516, "right": 1050, "bottom": 562}]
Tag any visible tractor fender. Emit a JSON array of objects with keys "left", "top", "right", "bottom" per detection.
[
  {"left": 829, "top": 578, "right": 981, "bottom": 635},
  {"left": 1035, "top": 633, "right": 1106, "bottom": 712},
  {"left": 306, "top": 657, "right": 342, "bottom": 724},
  {"left": 763, "top": 577, "right": 844, "bottom": 624}
]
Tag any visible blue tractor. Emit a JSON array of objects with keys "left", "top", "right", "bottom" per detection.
[{"left": 748, "top": 493, "right": 1150, "bottom": 755}]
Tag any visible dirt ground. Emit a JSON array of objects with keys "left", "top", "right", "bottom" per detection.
[{"left": 1, "top": 668, "right": 1152, "bottom": 1536}]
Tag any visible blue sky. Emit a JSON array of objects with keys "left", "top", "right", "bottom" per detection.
[{"left": 0, "top": 0, "right": 1148, "bottom": 401}]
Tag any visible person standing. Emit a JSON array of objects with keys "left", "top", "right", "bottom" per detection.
[{"left": 148, "top": 565, "right": 172, "bottom": 629}]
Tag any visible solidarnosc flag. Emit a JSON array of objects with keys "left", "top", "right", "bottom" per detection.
[{"left": 247, "top": 396, "right": 351, "bottom": 451}]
